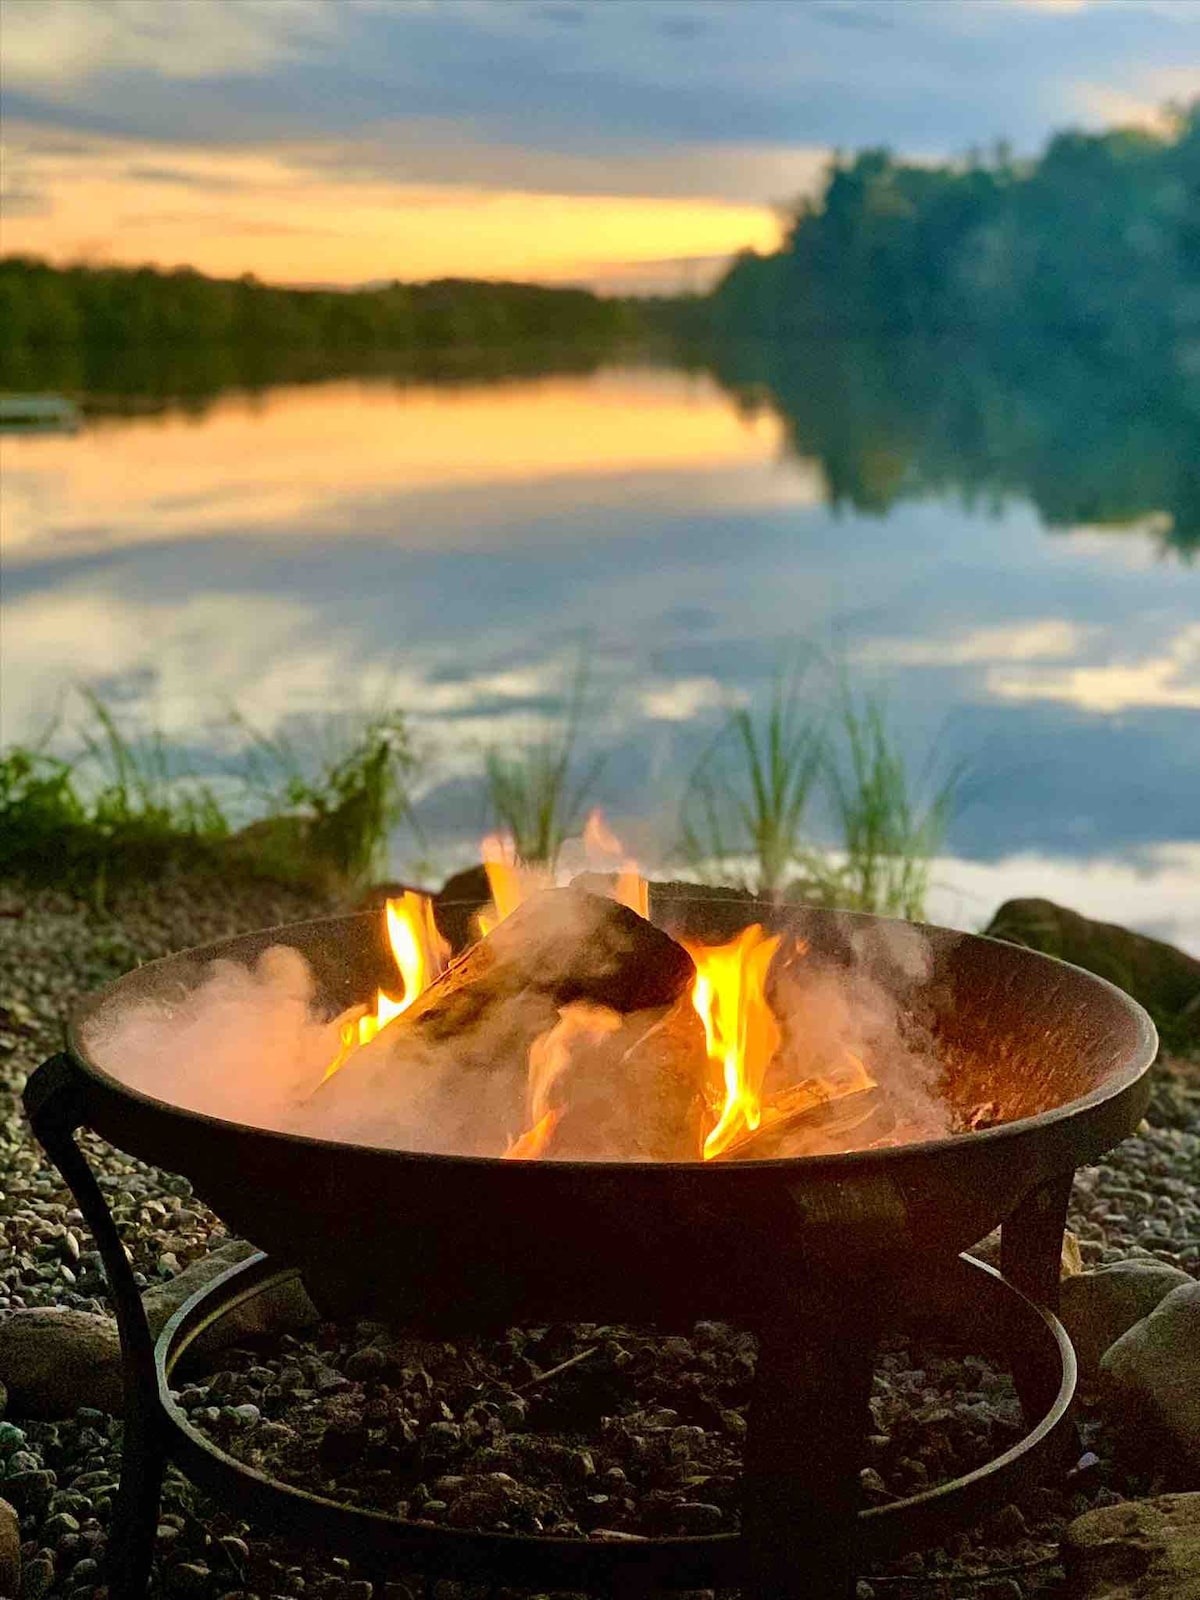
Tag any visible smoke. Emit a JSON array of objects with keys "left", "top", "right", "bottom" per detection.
[
  {"left": 765, "top": 917, "right": 954, "bottom": 1154},
  {"left": 83, "top": 945, "right": 342, "bottom": 1130},
  {"left": 84, "top": 903, "right": 957, "bottom": 1162}
]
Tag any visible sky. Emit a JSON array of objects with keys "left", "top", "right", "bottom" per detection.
[{"left": 3, "top": 0, "right": 1200, "bottom": 290}]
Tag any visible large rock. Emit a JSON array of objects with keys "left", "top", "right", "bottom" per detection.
[
  {"left": 144, "top": 1241, "right": 319, "bottom": 1361},
  {"left": 1061, "top": 1261, "right": 1195, "bottom": 1381},
  {"left": 985, "top": 898, "right": 1200, "bottom": 1048},
  {"left": 0, "top": 1497, "right": 19, "bottom": 1600},
  {"left": 1101, "top": 1281, "right": 1200, "bottom": 1479},
  {"left": 0, "top": 1310, "right": 122, "bottom": 1419},
  {"left": 1063, "top": 1493, "right": 1200, "bottom": 1598},
  {"left": 0, "top": 1246, "right": 320, "bottom": 1421}
]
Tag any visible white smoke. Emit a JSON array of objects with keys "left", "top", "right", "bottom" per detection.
[{"left": 84, "top": 905, "right": 957, "bottom": 1161}]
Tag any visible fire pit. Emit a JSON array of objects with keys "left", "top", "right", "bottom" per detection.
[{"left": 25, "top": 885, "right": 1156, "bottom": 1600}]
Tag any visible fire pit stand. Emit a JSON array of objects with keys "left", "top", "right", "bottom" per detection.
[
  {"left": 30, "top": 1057, "right": 1081, "bottom": 1600},
  {"left": 23, "top": 905, "right": 1157, "bottom": 1600}
]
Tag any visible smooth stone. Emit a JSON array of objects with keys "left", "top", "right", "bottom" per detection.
[
  {"left": 142, "top": 1241, "right": 318, "bottom": 1362},
  {"left": 1062, "top": 1492, "right": 1200, "bottom": 1598},
  {"left": 1101, "top": 1282, "right": 1200, "bottom": 1478},
  {"left": 0, "top": 1312, "right": 121, "bottom": 1420},
  {"left": 0, "top": 1497, "right": 19, "bottom": 1599},
  {"left": 1060, "top": 1261, "right": 1195, "bottom": 1380}
]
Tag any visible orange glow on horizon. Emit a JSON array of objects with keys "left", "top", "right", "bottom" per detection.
[{"left": 3, "top": 134, "right": 783, "bottom": 291}]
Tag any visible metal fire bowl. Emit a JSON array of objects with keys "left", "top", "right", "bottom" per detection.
[{"left": 61, "top": 900, "right": 1156, "bottom": 1329}]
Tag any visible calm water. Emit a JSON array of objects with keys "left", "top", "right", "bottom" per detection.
[{"left": 4, "top": 355, "right": 1199, "bottom": 950}]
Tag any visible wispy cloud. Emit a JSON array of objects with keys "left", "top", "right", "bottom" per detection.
[
  {"left": 989, "top": 625, "right": 1200, "bottom": 713},
  {"left": 857, "top": 619, "right": 1092, "bottom": 667},
  {"left": 2, "top": 0, "right": 343, "bottom": 86},
  {"left": 124, "top": 163, "right": 250, "bottom": 192}
]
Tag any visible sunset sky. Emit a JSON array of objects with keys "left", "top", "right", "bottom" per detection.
[{"left": 3, "top": 0, "right": 1199, "bottom": 292}]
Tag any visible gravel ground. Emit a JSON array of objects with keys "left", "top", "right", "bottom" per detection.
[{"left": 1, "top": 875, "right": 1197, "bottom": 1600}]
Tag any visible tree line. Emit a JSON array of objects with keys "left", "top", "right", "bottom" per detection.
[
  {"left": 0, "top": 257, "right": 636, "bottom": 361},
  {"left": 711, "top": 103, "right": 1199, "bottom": 354}
]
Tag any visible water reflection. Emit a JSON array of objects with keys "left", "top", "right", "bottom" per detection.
[
  {"left": 2, "top": 355, "right": 1198, "bottom": 950},
  {"left": 3, "top": 370, "right": 796, "bottom": 563},
  {"left": 701, "top": 333, "right": 1200, "bottom": 559}
]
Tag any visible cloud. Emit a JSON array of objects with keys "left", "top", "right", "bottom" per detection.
[
  {"left": 927, "top": 842, "right": 1200, "bottom": 957},
  {"left": 124, "top": 163, "right": 249, "bottom": 191},
  {"left": 0, "top": 178, "right": 51, "bottom": 217},
  {"left": 1, "top": 0, "right": 342, "bottom": 86},
  {"left": 638, "top": 677, "right": 748, "bottom": 722},
  {"left": 856, "top": 619, "right": 1092, "bottom": 667},
  {"left": 6, "top": 0, "right": 1197, "bottom": 172},
  {"left": 287, "top": 123, "right": 830, "bottom": 205},
  {"left": 988, "top": 625, "right": 1200, "bottom": 713},
  {"left": 1007, "top": 0, "right": 1089, "bottom": 14}
]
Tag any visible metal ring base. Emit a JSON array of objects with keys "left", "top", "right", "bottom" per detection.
[{"left": 153, "top": 1250, "right": 1076, "bottom": 1591}]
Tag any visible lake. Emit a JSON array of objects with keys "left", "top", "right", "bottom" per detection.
[{"left": 4, "top": 351, "right": 1199, "bottom": 951}]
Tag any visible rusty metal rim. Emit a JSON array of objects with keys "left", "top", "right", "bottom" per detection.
[
  {"left": 153, "top": 1250, "right": 1076, "bottom": 1587},
  {"left": 66, "top": 904, "right": 1157, "bottom": 1178}
]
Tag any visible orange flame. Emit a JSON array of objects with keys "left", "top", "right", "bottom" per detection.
[
  {"left": 503, "top": 1002, "right": 621, "bottom": 1159},
  {"left": 502, "top": 1109, "right": 562, "bottom": 1160},
  {"left": 685, "top": 925, "right": 783, "bottom": 1159},
  {"left": 323, "top": 891, "right": 449, "bottom": 1081},
  {"left": 583, "top": 808, "right": 650, "bottom": 917},
  {"left": 475, "top": 814, "right": 649, "bottom": 936},
  {"left": 475, "top": 833, "right": 552, "bottom": 938}
]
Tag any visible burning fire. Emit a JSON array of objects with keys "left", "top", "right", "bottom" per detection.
[
  {"left": 582, "top": 809, "right": 650, "bottom": 918},
  {"left": 323, "top": 891, "right": 448, "bottom": 1081},
  {"left": 477, "top": 810, "right": 648, "bottom": 937},
  {"left": 685, "top": 926, "right": 784, "bottom": 1159},
  {"left": 325, "top": 814, "right": 877, "bottom": 1161},
  {"left": 476, "top": 834, "right": 552, "bottom": 939}
]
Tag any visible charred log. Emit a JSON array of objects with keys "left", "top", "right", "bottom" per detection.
[{"left": 398, "top": 888, "right": 694, "bottom": 1042}]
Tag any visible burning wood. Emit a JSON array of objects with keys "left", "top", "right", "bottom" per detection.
[
  {"left": 526, "top": 995, "right": 708, "bottom": 1162},
  {"left": 311, "top": 817, "right": 924, "bottom": 1162},
  {"left": 713, "top": 1076, "right": 890, "bottom": 1161},
  {"left": 312, "top": 887, "right": 699, "bottom": 1156},
  {"left": 392, "top": 887, "right": 695, "bottom": 1040}
]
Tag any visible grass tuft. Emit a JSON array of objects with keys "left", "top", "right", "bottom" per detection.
[
  {"left": 482, "top": 656, "right": 601, "bottom": 866},
  {"left": 679, "top": 664, "right": 823, "bottom": 896},
  {"left": 805, "top": 685, "right": 962, "bottom": 919},
  {"left": 677, "top": 662, "right": 961, "bottom": 919},
  {"left": 0, "top": 693, "right": 418, "bottom": 898}
]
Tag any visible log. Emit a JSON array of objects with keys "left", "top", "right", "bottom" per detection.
[
  {"left": 306, "top": 889, "right": 696, "bottom": 1157},
  {"left": 543, "top": 995, "right": 709, "bottom": 1162},
  {"left": 393, "top": 887, "right": 694, "bottom": 1042},
  {"left": 433, "top": 863, "right": 492, "bottom": 953},
  {"left": 716, "top": 1082, "right": 892, "bottom": 1161}
]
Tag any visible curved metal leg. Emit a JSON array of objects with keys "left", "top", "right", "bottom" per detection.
[{"left": 26, "top": 1056, "right": 166, "bottom": 1600}]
